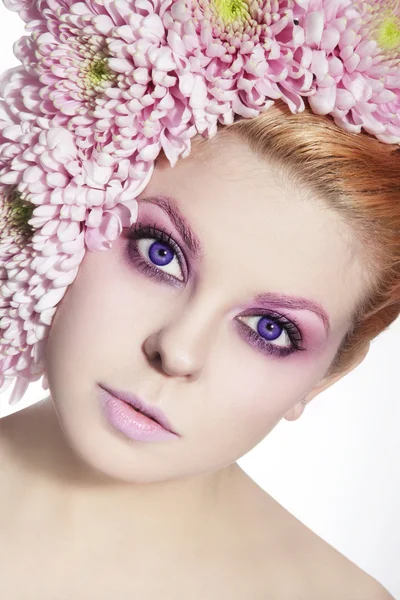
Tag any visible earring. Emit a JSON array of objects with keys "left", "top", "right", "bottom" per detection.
[{"left": 301, "top": 398, "right": 307, "bottom": 405}]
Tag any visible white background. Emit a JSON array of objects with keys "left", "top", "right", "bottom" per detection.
[{"left": 0, "top": 5, "right": 399, "bottom": 598}]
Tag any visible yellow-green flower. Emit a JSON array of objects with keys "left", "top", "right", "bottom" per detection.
[
  {"left": 0, "top": 187, "right": 34, "bottom": 245},
  {"left": 359, "top": 0, "right": 400, "bottom": 60}
]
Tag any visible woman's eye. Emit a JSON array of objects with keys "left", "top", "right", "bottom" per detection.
[
  {"left": 236, "top": 313, "right": 306, "bottom": 358},
  {"left": 128, "top": 225, "right": 305, "bottom": 357},
  {"left": 239, "top": 315, "right": 292, "bottom": 349},
  {"left": 137, "top": 237, "right": 184, "bottom": 281},
  {"left": 128, "top": 224, "right": 185, "bottom": 282}
]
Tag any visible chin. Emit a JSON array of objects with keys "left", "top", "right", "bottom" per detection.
[{"left": 55, "top": 408, "right": 179, "bottom": 484}]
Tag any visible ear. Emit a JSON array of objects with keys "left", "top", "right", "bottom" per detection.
[{"left": 283, "top": 341, "right": 370, "bottom": 422}]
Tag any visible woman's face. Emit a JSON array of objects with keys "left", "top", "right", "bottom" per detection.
[{"left": 45, "top": 135, "right": 368, "bottom": 484}]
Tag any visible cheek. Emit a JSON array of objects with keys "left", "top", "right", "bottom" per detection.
[
  {"left": 46, "top": 236, "right": 172, "bottom": 377},
  {"left": 207, "top": 338, "right": 338, "bottom": 428},
  {"left": 45, "top": 242, "right": 131, "bottom": 370}
]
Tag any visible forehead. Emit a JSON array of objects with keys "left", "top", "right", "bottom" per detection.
[{"left": 141, "top": 137, "right": 368, "bottom": 332}]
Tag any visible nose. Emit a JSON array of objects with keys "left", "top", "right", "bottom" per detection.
[{"left": 142, "top": 300, "right": 220, "bottom": 381}]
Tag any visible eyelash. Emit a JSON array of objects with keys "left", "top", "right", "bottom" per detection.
[
  {"left": 126, "top": 223, "right": 306, "bottom": 358},
  {"left": 127, "top": 223, "right": 187, "bottom": 285}
]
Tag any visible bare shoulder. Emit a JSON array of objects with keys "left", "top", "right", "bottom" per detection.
[
  {"left": 280, "top": 512, "right": 395, "bottom": 600},
  {"left": 345, "top": 570, "right": 395, "bottom": 600},
  {"left": 301, "top": 533, "right": 395, "bottom": 600},
  {"left": 229, "top": 469, "right": 395, "bottom": 600}
]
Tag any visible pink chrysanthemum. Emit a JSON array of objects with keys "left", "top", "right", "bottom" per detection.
[
  {"left": 2, "top": 0, "right": 41, "bottom": 23},
  {"left": 13, "top": 0, "right": 196, "bottom": 167},
  {"left": 301, "top": 0, "right": 400, "bottom": 141},
  {"left": 164, "top": 0, "right": 313, "bottom": 118},
  {"left": 13, "top": 0, "right": 315, "bottom": 168},
  {"left": 0, "top": 68, "right": 153, "bottom": 403}
]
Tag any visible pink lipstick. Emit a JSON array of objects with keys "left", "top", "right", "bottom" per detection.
[{"left": 98, "top": 384, "right": 180, "bottom": 442}]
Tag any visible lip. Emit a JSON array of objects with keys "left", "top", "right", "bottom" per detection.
[{"left": 98, "top": 383, "right": 178, "bottom": 435}]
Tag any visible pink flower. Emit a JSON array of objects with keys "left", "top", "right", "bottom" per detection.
[
  {"left": 0, "top": 68, "right": 152, "bottom": 403},
  {"left": 13, "top": 0, "right": 315, "bottom": 169},
  {"left": 2, "top": 0, "right": 41, "bottom": 23},
  {"left": 302, "top": 0, "right": 400, "bottom": 141},
  {"left": 13, "top": 0, "right": 195, "bottom": 167},
  {"left": 164, "top": 0, "right": 313, "bottom": 118}
]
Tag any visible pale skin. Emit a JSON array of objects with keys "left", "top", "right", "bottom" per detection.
[{"left": 0, "top": 133, "right": 394, "bottom": 598}]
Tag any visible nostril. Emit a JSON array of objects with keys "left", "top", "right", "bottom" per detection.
[{"left": 150, "top": 350, "right": 163, "bottom": 369}]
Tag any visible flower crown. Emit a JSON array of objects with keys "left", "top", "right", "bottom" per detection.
[{"left": 1, "top": 0, "right": 399, "bottom": 406}]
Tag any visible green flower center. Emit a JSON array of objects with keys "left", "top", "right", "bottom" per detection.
[
  {"left": 211, "top": 0, "right": 250, "bottom": 25},
  {"left": 376, "top": 15, "right": 400, "bottom": 50},
  {"left": 1, "top": 188, "right": 34, "bottom": 243},
  {"left": 196, "top": 0, "right": 273, "bottom": 50},
  {"left": 86, "top": 57, "right": 115, "bottom": 90}
]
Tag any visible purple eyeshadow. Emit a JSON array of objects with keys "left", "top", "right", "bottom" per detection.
[{"left": 127, "top": 222, "right": 307, "bottom": 358}]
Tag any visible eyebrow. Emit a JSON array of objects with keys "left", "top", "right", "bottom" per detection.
[
  {"left": 140, "top": 195, "right": 204, "bottom": 259},
  {"left": 140, "top": 195, "right": 331, "bottom": 336},
  {"left": 253, "top": 293, "right": 331, "bottom": 336}
]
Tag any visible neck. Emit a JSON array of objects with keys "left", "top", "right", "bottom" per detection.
[{"left": 1, "top": 398, "right": 239, "bottom": 539}]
